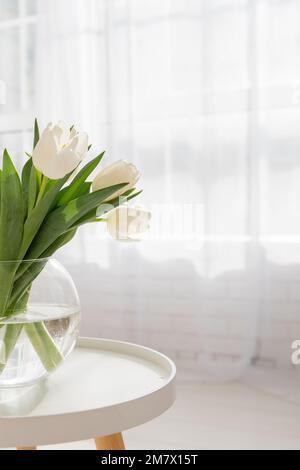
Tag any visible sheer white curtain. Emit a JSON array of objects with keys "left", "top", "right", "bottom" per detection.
[{"left": 34, "top": 0, "right": 300, "bottom": 389}]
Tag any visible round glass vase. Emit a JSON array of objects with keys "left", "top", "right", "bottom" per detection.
[{"left": 0, "top": 258, "right": 80, "bottom": 388}]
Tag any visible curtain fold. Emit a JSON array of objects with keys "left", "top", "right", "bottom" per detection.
[{"left": 34, "top": 0, "right": 300, "bottom": 396}]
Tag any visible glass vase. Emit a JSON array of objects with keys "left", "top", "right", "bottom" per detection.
[{"left": 0, "top": 258, "right": 80, "bottom": 388}]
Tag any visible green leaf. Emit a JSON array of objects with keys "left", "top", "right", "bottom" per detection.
[
  {"left": 0, "top": 150, "right": 24, "bottom": 315},
  {"left": 42, "top": 228, "right": 77, "bottom": 257},
  {"left": 27, "top": 165, "right": 38, "bottom": 215},
  {"left": 104, "top": 188, "right": 142, "bottom": 206},
  {"left": 0, "top": 150, "right": 24, "bottom": 261},
  {"left": 19, "top": 175, "right": 69, "bottom": 259},
  {"left": 22, "top": 158, "right": 39, "bottom": 217},
  {"left": 95, "top": 189, "right": 143, "bottom": 219},
  {"left": 0, "top": 170, "right": 2, "bottom": 221},
  {"left": 7, "top": 230, "right": 77, "bottom": 312},
  {"left": 71, "top": 208, "right": 98, "bottom": 228},
  {"left": 33, "top": 118, "right": 40, "bottom": 150},
  {"left": 8, "top": 262, "right": 46, "bottom": 312},
  {"left": 74, "top": 188, "right": 143, "bottom": 227},
  {"left": 21, "top": 158, "right": 32, "bottom": 218},
  {"left": 57, "top": 181, "right": 91, "bottom": 207},
  {"left": 56, "top": 152, "right": 105, "bottom": 207},
  {"left": 125, "top": 189, "right": 143, "bottom": 202},
  {"left": 24, "top": 183, "right": 127, "bottom": 260},
  {"left": 32, "top": 119, "right": 42, "bottom": 188}
]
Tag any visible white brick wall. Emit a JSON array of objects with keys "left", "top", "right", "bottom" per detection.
[
  {"left": 63, "top": 244, "right": 300, "bottom": 378},
  {"left": 289, "top": 283, "right": 300, "bottom": 301}
]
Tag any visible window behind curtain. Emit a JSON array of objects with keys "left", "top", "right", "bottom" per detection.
[
  {"left": 0, "top": 0, "right": 37, "bottom": 169},
  {"left": 1, "top": 0, "right": 300, "bottom": 386}
]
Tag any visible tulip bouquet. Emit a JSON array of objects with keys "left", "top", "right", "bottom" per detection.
[{"left": 0, "top": 120, "right": 150, "bottom": 375}]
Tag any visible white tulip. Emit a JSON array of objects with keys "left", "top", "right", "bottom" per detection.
[
  {"left": 106, "top": 206, "right": 151, "bottom": 240},
  {"left": 32, "top": 122, "right": 88, "bottom": 179},
  {"left": 92, "top": 160, "right": 140, "bottom": 201}
]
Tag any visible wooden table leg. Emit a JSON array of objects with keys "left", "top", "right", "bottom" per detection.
[
  {"left": 95, "top": 433, "right": 125, "bottom": 450},
  {"left": 16, "top": 447, "right": 37, "bottom": 450}
]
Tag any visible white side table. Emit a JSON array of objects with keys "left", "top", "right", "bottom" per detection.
[{"left": 0, "top": 337, "right": 176, "bottom": 450}]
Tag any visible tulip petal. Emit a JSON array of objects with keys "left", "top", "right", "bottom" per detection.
[
  {"left": 51, "top": 148, "right": 82, "bottom": 180},
  {"left": 32, "top": 121, "right": 89, "bottom": 179},
  {"left": 70, "top": 127, "right": 77, "bottom": 139},
  {"left": 32, "top": 128, "right": 59, "bottom": 177},
  {"left": 67, "top": 132, "right": 88, "bottom": 160},
  {"left": 106, "top": 206, "right": 151, "bottom": 240},
  {"left": 92, "top": 160, "right": 140, "bottom": 201},
  {"left": 52, "top": 121, "right": 71, "bottom": 147},
  {"left": 75, "top": 132, "right": 89, "bottom": 159}
]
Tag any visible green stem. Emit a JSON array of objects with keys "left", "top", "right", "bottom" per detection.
[
  {"left": 0, "top": 253, "right": 64, "bottom": 376},
  {"left": 0, "top": 287, "right": 29, "bottom": 373},
  {"left": 35, "top": 175, "right": 48, "bottom": 205},
  {"left": 0, "top": 284, "right": 63, "bottom": 376},
  {"left": 25, "top": 322, "right": 64, "bottom": 371},
  {"left": 0, "top": 324, "right": 23, "bottom": 373}
]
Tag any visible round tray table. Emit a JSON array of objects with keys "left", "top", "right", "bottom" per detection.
[{"left": 0, "top": 337, "right": 176, "bottom": 450}]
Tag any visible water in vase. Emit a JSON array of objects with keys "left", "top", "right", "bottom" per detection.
[{"left": 0, "top": 304, "right": 80, "bottom": 388}]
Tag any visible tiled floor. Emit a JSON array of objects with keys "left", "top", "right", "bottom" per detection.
[{"left": 33, "top": 381, "right": 300, "bottom": 450}]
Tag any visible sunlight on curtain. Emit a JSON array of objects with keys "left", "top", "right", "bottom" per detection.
[
  {"left": 32, "top": 0, "right": 300, "bottom": 391},
  {"left": 0, "top": 0, "right": 37, "bottom": 170}
]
